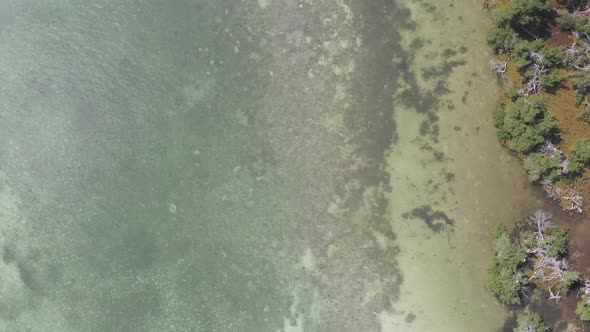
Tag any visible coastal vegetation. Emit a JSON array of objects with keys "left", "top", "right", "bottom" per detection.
[
  {"left": 493, "top": 96, "right": 558, "bottom": 154},
  {"left": 515, "top": 310, "right": 550, "bottom": 332},
  {"left": 577, "top": 295, "right": 590, "bottom": 321},
  {"left": 486, "top": 0, "right": 590, "bottom": 215},
  {"left": 488, "top": 224, "right": 527, "bottom": 305},
  {"left": 485, "top": 210, "right": 590, "bottom": 328},
  {"left": 487, "top": 211, "right": 578, "bottom": 306},
  {"left": 485, "top": 0, "right": 590, "bottom": 328}
]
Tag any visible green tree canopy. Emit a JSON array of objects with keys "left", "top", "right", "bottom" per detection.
[
  {"left": 488, "top": 224, "right": 527, "bottom": 305},
  {"left": 569, "top": 138, "right": 590, "bottom": 174},
  {"left": 514, "top": 311, "right": 549, "bottom": 332},
  {"left": 494, "top": 96, "right": 559, "bottom": 153},
  {"left": 492, "top": 0, "right": 553, "bottom": 38},
  {"left": 577, "top": 295, "right": 590, "bottom": 321}
]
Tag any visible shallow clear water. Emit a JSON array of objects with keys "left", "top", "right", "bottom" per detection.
[{"left": 0, "top": 0, "right": 544, "bottom": 331}]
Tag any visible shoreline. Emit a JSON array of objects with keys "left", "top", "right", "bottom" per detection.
[{"left": 379, "top": 0, "right": 547, "bottom": 330}]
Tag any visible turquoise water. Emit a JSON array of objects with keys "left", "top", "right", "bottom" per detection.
[{"left": 0, "top": 0, "right": 542, "bottom": 331}]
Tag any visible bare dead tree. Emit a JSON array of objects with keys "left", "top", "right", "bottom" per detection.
[
  {"left": 518, "top": 320, "right": 540, "bottom": 332},
  {"left": 548, "top": 285, "right": 562, "bottom": 304},
  {"left": 561, "top": 159, "right": 571, "bottom": 174},
  {"left": 566, "top": 40, "right": 578, "bottom": 57},
  {"left": 563, "top": 180, "right": 584, "bottom": 214},
  {"left": 538, "top": 141, "right": 570, "bottom": 174},
  {"left": 529, "top": 251, "right": 569, "bottom": 280},
  {"left": 518, "top": 64, "right": 546, "bottom": 95},
  {"left": 528, "top": 263, "right": 546, "bottom": 281},
  {"left": 524, "top": 211, "right": 576, "bottom": 302},
  {"left": 489, "top": 59, "right": 508, "bottom": 77},
  {"left": 565, "top": 35, "right": 590, "bottom": 71},
  {"left": 517, "top": 49, "right": 548, "bottom": 95},
  {"left": 581, "top": 277, "right": 590, "bottom": 296},
  {"left": 538, "top": 175, "right": 583, "bottom": 213},
  {"left": 564, "top": 0, "right": 590, "bottom": 15},
  {"left": 548, "top": 257, "right": 570, "bottom": 282},
  {"left": 540, "top": 177, "right": 563, "bottom": 200},
  {"left": 574, "top": 5, "right": 590, "bottom": 16},
  {"left": 530, "top": 209, "right": 552, "bottom": 242},
  {"left": 531, "top": 51, "right": 545, "bottom": 64},
  {"left": 528, "top": 254, "right": 571, "bottom": 303},
  {"left": 564, "top": 193, "right": 584, "bottom": 213},
  {"left": 540, "top": 140, "right": 560, "bottom": 158},
  {"left": 483, "top": 0, "right": 498, "bottom": 10}
]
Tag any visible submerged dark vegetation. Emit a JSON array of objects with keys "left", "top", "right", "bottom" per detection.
[{"left": 485, "top": 0, "right": 590, "bottom": 330}]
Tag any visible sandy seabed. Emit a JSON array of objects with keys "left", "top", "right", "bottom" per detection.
[{"left": 0, "top": 0, "right": 546, "bottom": 331}]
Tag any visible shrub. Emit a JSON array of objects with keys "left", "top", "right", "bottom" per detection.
[
  {"left": 492, "top": 223, "right": 509, "bottom": 239},
  {"left": 511, "top": 40, "right": 566, "bottom": 80},
  {"left": 506, "top": 87, "right": 520, "bottom": 101},
  {"left": 524, "top": 153, "right": 563, "bottom": 182},
  {"left": 572, "top": 73, "right": 590, "bottom": 122},
  {"left": 541, "top": 70, "right": 565, "bottom": 92},
  {"left": 519, "top": 230, "right": 537, "bottom": 251},
  {"left": 578, "top": 109, "right": 590, "bottom": 123},
  {"left": 577, "top": 296, "right": 590, "bottom": 321},
  {"left": 513, "top": 40, "right": 536, "bottom": 73},
  {"left": 547, "top": 225, "right": 569, "bottom": 256},
  {"left": 572, "top": 74, "right": 590, "bottom": 94},
  {"left": 514, "top": 310, "right": 549, "bottom": 332},
  {"left": 510, "top": 41, "right": 563, "bottom": 78},
  {"left": 570, "top": 139, "right": 590, "bottom": 174},
  {"left": 493, "top": 103, "right": 508, "bottom": 137},
  {"left": 487, "top": 27, "right": 518, "bottom": 52},
  {"left": 562, "top": 270, "right": 580, "bottom": 291},
  {"left": 495, "top": 96, "right": 559, "bottom": 153},
  {"left": 492, "top": 0, "right": 553, "bottom": 37},
  {"left": 556, "top": 9, "right": 590, "bottom": 35},
  {"left": 556, "top": 9, "right": 576, "bottom": 30},
  {"left": 515, "top": 128, "right": 546, "bottom": 153},
  {"left": 488, "top": 224, "right": 527, "bottom": 305},
  {"left": 569, "top": 160, "right": 584, "bottom": 175},
  {"left": 540, "top": 45, "right": 566, "bottom": 68},
  {"left": 572, "top": 73, "right": 590, "bottom": 102},
  {"left": 573, "top": 139, "right": 590, "bottom": 160}
]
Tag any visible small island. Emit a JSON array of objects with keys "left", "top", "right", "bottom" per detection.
[{"left": 488, "top": 210, "right": 584, "bottom": 328}]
